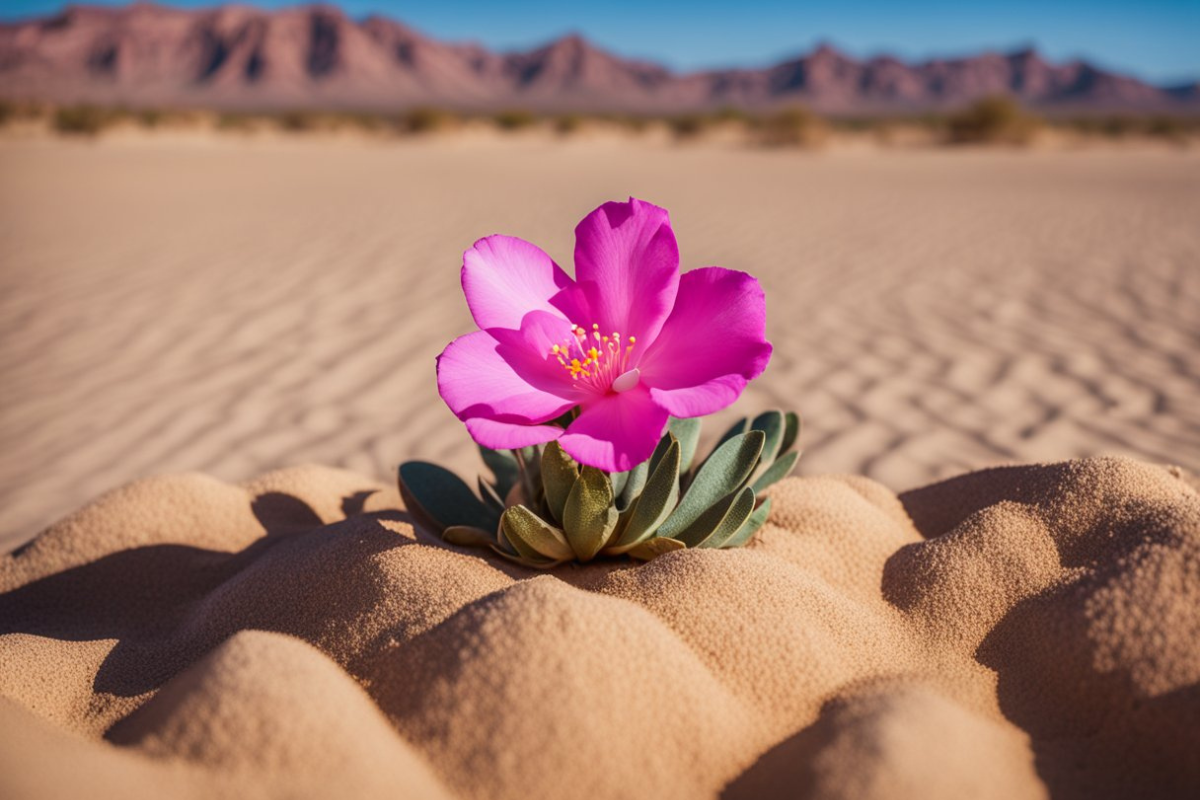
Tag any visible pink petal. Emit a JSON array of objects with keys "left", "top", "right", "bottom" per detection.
[
  {"left": 466, "top": 417, "right": 564, "bottom": 450},
  {"left": 462, "top": 235, "right": 574, "bottom": 331},
  {"left": 558, "top": 386, "right": 670, "bottom": 473},
  {"left": 437, "top": 330, "right": 575, "bottom": 423},
  {"left": 638, "top": 267, "right": 773, "bottom": 418},
  {"left": 573, "top": 198, "right": 679, "bottom": 343},
  {"left": 488, "top": 310, "right": 591, "bottom": 400}
]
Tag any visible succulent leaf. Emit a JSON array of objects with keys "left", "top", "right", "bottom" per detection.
[
  {"left": 668, "top": 417, "right": 702, "bottom": 473},
  {"left": 399, "top": 462, "right": 499, "bottom": 534},
  {"left": 614, "top": 466, "right": 641, "bottom": 511},
  {"left": 611, "top": 438, "right": 681, "bottom": 549},
  {"left": 610, "top": 468, "right": 630, "bottom": 500},
  {"left": 627, "top": 536, "right": 687, "bottom": 561},
  {"left": 478, "top": 446, "right": 521, "bottom": 499},
  {"left": 562, "top": 467, "right": 618, "bottom": 562},
  {"left": 501, "top": 505, "right": 576, "bottom": 561},
  {"left": 656, "top": 430, "right": 765, "bottom": 540},
  {"left": 780, "top": 412, "right": 801, "bottom": 455},
  {"left": 540, "top": 441, "right": 580, "bottom": 524},
  {"left": 750, "top": 410, "right": 786, "bottom": 467},
  {"left": 677, "top": 486, "right": 756, "bottom": 548},
  {"left": 721, "top": 497, "right": 772, "bottom": 549},
  {"left": 443, "top": 525, "right": 496, "bottom": 548},
  {"left": 751, "top": 450, "right": 800, "bottom": 495},
  {"left": 489, "top": 544, "right": 565, "bottom": 570}
]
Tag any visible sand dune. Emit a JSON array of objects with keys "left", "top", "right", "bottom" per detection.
[
  {"left": 0, "top": 139, "right": 1198, "bottom": 551},
  {"left": 0, "top": 456, "right": 1197, "bottom": 798}
]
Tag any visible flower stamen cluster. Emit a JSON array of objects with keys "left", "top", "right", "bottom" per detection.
[{"left": 550, "top": 323, "right": 638, "bottom": 392}]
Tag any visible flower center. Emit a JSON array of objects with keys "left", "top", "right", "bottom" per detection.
[{"left": 550, "top": 323, "right": 638, "bottom": 393}]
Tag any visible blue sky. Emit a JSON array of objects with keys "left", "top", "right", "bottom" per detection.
[{"left": 4, "top": 1, "right": 1198, "bottom": 84}]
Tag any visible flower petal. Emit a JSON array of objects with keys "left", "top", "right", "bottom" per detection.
[
  {"left": 573, "top": 198, "right": 679, "bottom": 343},
  {"left": 462, "top": 235, "right": 574, "bottom": 331},
  {"left": 465, "top": 417, "right": 564, "bottom": 450},
  {"left": 638, "top": 267, "right": 773, "bottom": 418},
  {"left": 437, "top": 330, "right": 575, "bottom": 424},
  {"left": 558, "top": 386, "right": 670, "bottom": 473}
]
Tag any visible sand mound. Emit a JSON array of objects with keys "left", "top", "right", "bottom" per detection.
[{"left": 1, "top": 455, "right": 1197, "bottom": 799}]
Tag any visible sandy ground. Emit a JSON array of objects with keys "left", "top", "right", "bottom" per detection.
[
  {"left": 1, "top": 138, "right": 1198, "bottom": 549},
  {"left": 2, "top": 456, "right": 1198, "bottom": 799}
]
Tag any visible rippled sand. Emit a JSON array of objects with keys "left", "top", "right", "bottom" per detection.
[{"left": 1, "top": 138, "right": 1198, "bottom": 548}]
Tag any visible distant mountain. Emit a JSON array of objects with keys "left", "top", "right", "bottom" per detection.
[{"left": 1, "top": 3, "right": 1194, "bottom": 113}]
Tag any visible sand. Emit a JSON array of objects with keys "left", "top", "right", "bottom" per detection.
[
  {"left": 1, "top": 138, "right": 1199, "bottom": 551},
  {"left": 0, "top": 456, "right": 1196, "bottom": 798},
  {"left": 0, "top": 136, "right": 1198, "bottom": 796}
]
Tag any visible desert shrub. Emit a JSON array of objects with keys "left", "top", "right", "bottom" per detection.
[
  {"left": 1145, "top": 116, "right": 1187, "bottom": 141},
  {"left": 0, "top": 100, "right": 13, "bottom": 126},
  {"left": 712, "top": 106, "right": 750, "bottom": 125},
  {"left": 397, "top": 106, "right": 453, "bottom": 134},
  {"left": 217, "top": 112, "right": 255, "bottom": 131},
  {"left": 610, "top": 114, "right": 650, "bottom": 133},
  {"left": 136, "top": 108, "right": 163, "bottom": 128},
  {"left": 947, "top": 95, "right": 1039, "bottom": 145},
  {"left": 667, "top": 113, "right": 707, "bottom": 139},
  {"left": 53, "top": 105, "right": 110, "bottom": 135},
  {"left": 278, "top": 110, "right": 318, "bottom": 132},
  {"left": 493, "top": 109, "right": 537, "bottom": 131},
  {"left": 756, "top": 106, "right": 826, "bottom": 147},
  {"left": 333, "top": 112, "right": 384, "bottom": 132},
  {"left": 554, "top": 113, "right": 582, "bottom": 135}
]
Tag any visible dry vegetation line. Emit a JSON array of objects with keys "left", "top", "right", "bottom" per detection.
[{"left": 0, "top": 140, "right": 1198, "bottom": 548}]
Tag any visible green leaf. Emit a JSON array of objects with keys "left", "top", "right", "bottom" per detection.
[
  {"left": 676, "top": 486, "right": 756, "bottom": 548},
  {"left": 501, "top": 505, "right": 575, "bottom": 561},
  {"left": 613, "top": 463, "right": 641, "bottom": 511},
  {"left": 610, "top": 438, "right": 681, "bottom": 550},
  {"left": 720, "top": 497, "right": 772, "bottom": 549},
  {"left": 657, "top": 431, "right": 765, "bottom": 540},
  {"left": 780, "top": 412, "right": 801, "bottom": 454},
  {"left": 399, "top": 462, "right": 499, "bottom": 534},
  {"left": 443, "top": 525, "right": 496, "bottom": 548},
  {"left": 478, "top": 446, "right": 520, "bottom": 499},
  {"left": 540, "top": 441, "right": 579, "bottom": 524},
  {"left": 562, "top": 466, "right": 617, "bottom": 562},
  {"left": 628, "top": 537, "right": 687, "bottom": 561},
  {"left": 750, "top": 410, "right": 786, "bottom": 467},
  {"left": 488, "top": 544, "right": 564, "bottom": 570},
  {"left": 668, "top": 418, "right": 702, "bottom": 473},
  {"left": 751, "top": 450, "right": 800, "bottom": 495},
  {"left": 618, "top": 431, "right": 672, "bottom": 512},
  {"left": 610, "top": 468, "right": 630, "bottom": 500}
]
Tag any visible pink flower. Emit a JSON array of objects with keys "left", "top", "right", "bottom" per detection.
[{"left": 436, "top": 198, "right": 772, "bottom": 473}]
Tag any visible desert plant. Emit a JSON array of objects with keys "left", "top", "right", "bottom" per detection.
[
  {"left": 493, "top": 109, "right": 537, "bottom": 131},
  {"left": 396, "top": 106, "right": 452, "bottom": 134},
  {"left": 712, "top": 106, "right": 750, "bottom": 125},
  {"left": 278, "top": 110, "right": 319, "bottom": 132},
  {"left": 0, "top": 100, "right": 13, "bottom": 126},
  {"left": 136, "top": 108, "right": 163, "bottom": 128},
  {"left": 53, "top": 105, "right": 110, "bottom": 136},
  {"left": 947, "top": 95, "right": 1039, "bottom": 145},
  {"left": 217, "top": 112, "right": 255, "bottom": 131},
  {"left": 400, "top": 411, "right": 801, "bottom": 567},
  {"left": 667, "top": 113, "right": 708, "bottom": 139},
  {"left": 554, "top": 113, "right": 582, "bottom": 135},
  {"left": 756, "top": 106, "right": 825, "bottom": 147}
]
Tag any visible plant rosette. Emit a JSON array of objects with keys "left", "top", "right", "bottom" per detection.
[{"left": 400, "top": 198, "right": 798, "bottom": 566}]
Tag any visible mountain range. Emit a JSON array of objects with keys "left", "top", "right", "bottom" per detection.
[{"left": 1, "top": 2, "right": 1196, "bottom": 114}]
